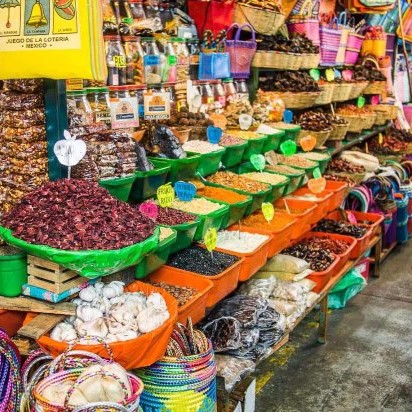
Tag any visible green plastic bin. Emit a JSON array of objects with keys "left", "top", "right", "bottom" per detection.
[
  {"left": 270, "top": 123, "right": 301, "bottom": 143},
  {"left": 262, "top": 129, "right": 285, "bottom": 153},
  {"left": 135, "top": 228, "right": 177, "bottom": 279},
  {"left": 129, "top": 164, "right": 171, "bottom": 202},
  {"left": 296, "top": 153, "right": 331, "bottom": 174},
  {"left": 187, "top": 147, "right": 226, "bottom": 177},
  {"left": 0, "top": 252, "right": 27, "bottom": 297},
  {"left": 99, "top": 175, "right": 136, "bottom": 202},
  {"left": 278, "top": 161, "right": 319, "bottom": 179},
  {"left": 203, "top": 196, "right": 252, "bottom": 229},
  {"left": 189, "top": 203, "right": 230, "bottom": 241},
  {"left": 204, "top": 180, "right": 271, "bottom": 215},
  {"left": 149, "top": 155, "right": 201, "bottom": 183},
  {"left": 161, "top": 217, "right": 202, "bottom": 254},
  {"left": 242, "top": 135, "right": 268, "bottom": 160},
  {"left": 220, "top": 141, "right": 248, "bottom": 169},
  {"left": 236, "top": 162, "right": 305, "bottom": 195}
]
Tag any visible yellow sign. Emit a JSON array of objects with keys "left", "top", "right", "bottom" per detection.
[
  {"left": 262, "top": 202, "right": 274, "bottom": 222},
  {"left": 157, "top": 183, "right": 175, "bottom": 208},
  {"left": 204, "top": 227, "right": 217, "bottom": 252}
]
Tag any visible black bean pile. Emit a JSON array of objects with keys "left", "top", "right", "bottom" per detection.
[
  {"left": 167, "top": 245, "right": 239, "bottom": 276},
  {"left": 314, "top": 218, "right": 368, "bottom": 238}
]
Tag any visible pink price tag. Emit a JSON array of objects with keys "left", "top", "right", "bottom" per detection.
[
  {"left": 347, "top": 211, "right": 357, "bottom": 224},
  {"left": 139, "top": 201, "right": 159, "bottom": 220}
]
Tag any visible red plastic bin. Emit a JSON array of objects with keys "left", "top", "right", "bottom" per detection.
[
  {"left": 164, "top": 256, "right": 243, "bottom": 308},
  {"left": 286, "top": 188, "right": 333, "bottom": 221},
  {"left": 274, "top": 198, "right": 318, "bottom": 235},
  {"left": 343, "top": 210, "right": 384, "bottom": 238},
  {"left": 147, "top": 267, "right": 213, "bottom": 325},
  {"left": 321, "top": 211, "right": 373, "bottom": 259},
  {"left": 233, "top": 213, "right": 297, "bottom": 258},
  {"left": 223, "top": 227, "right": 273, "bottom": 281},
  {"left": 298, "top": 232, "right": 357, "bottom": 274},
  {"left": 306, "top": 255, "right": 341, "bottom": 294},
  {"left": 325, "top": 180, "right": 348, "bottom": 210}
]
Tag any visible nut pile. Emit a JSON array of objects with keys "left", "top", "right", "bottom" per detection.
[
  {"left": 326, "top": 158, "right": 365, "bottom": 174},
  {"left": 149, "top": 281, "right": 198, "bottom": 306},
  {"left": 282, "top": 242, "right": 335, "bottom": 272},
  {"left": 294, "top": 111, "right": 332, "bottom": 132},
  {"left": 170, "top": 197, "right": 225, "bottom": 215},
  {"left": 314, "top": 218, "right": 368, "bottom": 238},
  {"left": 2, "top": 179, "right": 156, "bottom": 250},
  {"left": 183, "top": 140, "right": 222, "bottom": 154},
  {"left": 297, "top": 152, "right": 330, "bottom": 162},
  {"left": 265, "top": 152, "right": 318, "bottom": 168},
  {"left": 167, "top": 245, "right": 240, "bottom": 276},
  {"left": 256, "top": 33, "right": 319, "bottom": 54},
  {"left": 219, "top": 134, "right": 246, "bottom": 146},
  {"left": 298, "top": 237, "right": 350, "bottom": 254},
  {"left": 207, "top": 172, "right": 271, "bottom": 194},
  {"left": 214, "top": 230, "right": 269, "bottom": 254},
  {"left": 265, "top": 164, "right": 303, "bottom": 175},
  {"left": 166, "top": 108, "right": 212, "bottom": 127},
  {"left": 259, "top": 71, "right": 320, "bottom": 93},
  {"left": 242, "top": 172, "right": 288, "bottom": 186},
  {"left": 324, "top": 174, "right": 355, "bottom": 186},
  {"left": 224, "top": 99, "right": 254, "bottom": 128}
]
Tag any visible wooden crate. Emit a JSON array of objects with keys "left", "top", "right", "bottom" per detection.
[{"left": 27, "top": 255, "right": 84, "bottom": 293}]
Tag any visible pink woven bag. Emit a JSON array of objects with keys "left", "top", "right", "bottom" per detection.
[{"left": 287, "top": 0, "right": 320, "bottom": 46}]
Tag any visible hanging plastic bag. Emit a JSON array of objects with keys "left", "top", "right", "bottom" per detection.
[
  {"left": 0, "top": 0, "right": 106, "bottom": 80},
  {"left": 328, "top": 268, "right": 366, "bottom": 309}
]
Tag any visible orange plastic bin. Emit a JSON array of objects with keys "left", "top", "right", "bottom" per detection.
[
  {"left": 222, "top": 227, "right": 273, "bottom": 281},
  {"left": 342, "top": 210, "right": 384, "bottom": 237},
  {"left": 165, "top": 256, "right": 243, "bottom": 308},
  {"left": 147, "top": 267, "right": 213, "bottom": 325},
  {"left": 325, "top": 180, "right": 348, "bottom": 210},
  {"left": 274, "top": 198, "right": 318, "bottom": 233},
  {"left": 233, "top": 213, "right": 297, "bottom": 258},
  {"left": 307, "top": 255, "right": 341, "bottom": 294},
  {"left": 286, "top": 188, "right": 333, "bottom": 221}
]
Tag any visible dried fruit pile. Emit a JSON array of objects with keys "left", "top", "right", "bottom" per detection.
[
  {"left": 2, "top": 180, "right": 156, "bottom": 250},
  {"left": 297, "top": 237, "right": 350, "bottom": 255},
  {"left": 314, "top": 219, "right": 368, "bottom": 238},
  {"left": 256, "top": 33, "right": 319, "bottom": 54},
  {"left": 259, "top": 71, "right": 320, "bottom": 93},
  {"left": 353, "top": 65, "right": 386, "bottom": 82},
  {"left": 326, "top": 158, "right": 365, "bottom": 174},
  {"left": 149, "top": 281, "right": 198, "bottom": 306},
  {"left": 294, "top": 111, "right": 332, "bottom": 132},
  {"left": 167, "top": 245, "right": 239, "bottom": 276}
]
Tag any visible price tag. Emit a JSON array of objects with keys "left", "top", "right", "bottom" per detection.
[
  {"left": 370, "top": 95, "right": 380, "bottom": 105},
  {"left": 174, "top": 181, "right": 196, "bottom": 202},
  {"left": 250, "top": 154, "right": 266, "bottom": 171},
  {"left": 357, "top": 96, "right": 365, "bottom": 109},
  {"left": 342, "top": 69, "right": 353, "bottom": 81},
  {"left": 280, "top": 140, "right": 297, "bottom": 156},
  {"left": 378, "top": 133, "right": 384, "bottom": 145},
  {"left": 347, "top": 211, "right": 358, "bottom": 224},
  {"left": 262, "top": 202, "right": 274, "bottom": 223},
  {"left": 334, "top": 68, "right": 342, "bottom": 79},
  {"left": 207, "top": 125, "right": 223, "bottom": 144},
  {"left": 204, "top": 227, "right": 217, "bottom": 252},
  {"left": 325, "top": 68, "right": 335, "bottom": 82},
  {"left": 139, "top": 201, "right": 159, "bottom": 220},
  {"left": 144, "top": 92, "right": 170, "bottom": 120},
  {"left": 309, "top": 69, "right": 320, "bottom": 81},
  {"left": 239, "top": 114, "right": 253, "bottom": 130},
  {"left": 308, "top": 177, "right": 326, "bottom": 193},
  {"left": 312, "top": 167, "right": 322, "bottom": 179},
  {"left": 157, "top": 183, "right": 175, "bottom": 207},
  {"left": 300, "top": 135, "right": 317, "bottom": 152},
  {"left": 283, "top": 110, "right": 293, "bottom": 124}
]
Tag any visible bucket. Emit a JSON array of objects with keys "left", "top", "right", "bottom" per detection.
[{"left": 0, "top": 252, "right": 27, "bottom": 297}]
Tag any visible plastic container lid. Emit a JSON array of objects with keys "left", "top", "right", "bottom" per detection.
[{"left": 85, "top": 87, "right": 110, "bottom": 93}]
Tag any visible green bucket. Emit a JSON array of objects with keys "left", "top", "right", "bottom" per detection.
[
  {"left": 99, "top": 175, "right": 136, "bottom": 202},
  {"left": 135, "top": 229, "right": 177, "bottom": 279},
  {"left": 149, "top": 155, "right": 201, "bottom": 183},
  {"left": 129, "top": 164, "right": 171, "bottom": 202},
  {"left": 220, "top": 141, "right": 248, "bottom": 169},
  {"left": 0, "top": 252, "right": 27, "bottom": 297}
]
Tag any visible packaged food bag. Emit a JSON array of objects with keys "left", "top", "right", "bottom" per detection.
[{"left": 0, "top": 0, "right": 106, "bottom": 80}]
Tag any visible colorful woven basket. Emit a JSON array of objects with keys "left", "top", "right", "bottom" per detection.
[{"left": 136, "top": 340, "right": 217, "bottom": 412}]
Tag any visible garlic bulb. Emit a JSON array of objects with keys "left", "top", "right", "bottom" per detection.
[
  {"left": 76, "top": 305, "right": 103, "bottom": 322},
  {"left": 91, "top": 297, "right": 111, "bottom": 314},
  {"left": 146, "top": 293, "right": 167, "bottom": 311},
  {"left": 79, "top": 286, "right": 98, "bottom": 302},
  {"left": 102, "top": 282, "right": 124, "bottom": 299},
  {"left": 76, "top": 318, "right": 108, "bottom": 339},
  {"left": 50, "top": 322, "right": 77, "bottom": 342},
  {"left": 136, "top": 306, "right": 169, "bottom": 334}
]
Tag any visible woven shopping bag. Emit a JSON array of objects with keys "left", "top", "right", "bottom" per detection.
[
  {"left": 319, "top": 16, "right": 342, "bottom": 65},
  {"left": 287, "top": 0, "right": 320, "bottom": 46},
  {"left": 226, "top": 23, "right": 257, "bottom": 79}
]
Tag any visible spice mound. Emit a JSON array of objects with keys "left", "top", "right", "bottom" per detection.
[
  {"left": 302, "top": 236, "right": 350, "bottom": 254},
  {"left": 242, "top": 213, "right": 295, "bottom": 232},
  {"left": 167, "top": 245, "right": 240, "bottom": 276},
  {"left": 242, "top": 172, "right": 288, "bottom": 186},
  {"left": 170, "top": 197, "right": 225, "bottom": 214},
  {"left": 154, "top": 207, "right": 197, "bottom": 226},
  {"left": 207, "top": 171, "right": 271, "bottom": 193},
  {"left": 183, "top": 140, "right": 223, "bottom": 154},
  {"left": 197, "top": 186, "right": 250, "bottom": 204},
  {"left": 219, "top": 134, "right": 245, "bottom": 147},
  {"left": 2, "top": 179, "right": 156, "bottom": 250},
  {"left": 214, "top": 231, "right": 269, "bottom": 254}
]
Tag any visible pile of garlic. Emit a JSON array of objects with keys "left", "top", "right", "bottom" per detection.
[
  {"left": 41, "top": 363, "right": 133, "bottom": 406},
  {"left": 50, "top": 281, "right": 170, "bottom": 343}
]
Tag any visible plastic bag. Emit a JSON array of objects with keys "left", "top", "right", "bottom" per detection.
[
  {"left": 0, "top": 108, "right": 45, "bottom": 128},
  {"left": 256, "top": 268, "right": 313, "bottom": 282},
  {"left": 257, "top": 306, "right": 284, "bottom": 331},
  {"left": 215, "top": 355, "right": 255, "bottom": 392},
  {"left": 36, "top": 281, "right": 177, "bottom": 369},
  {"left": 202, "top": 316, "right": 242, "bottom": 352},
  {"left": 328, "top": 268, "right": 366, "bottom": 309},
  {"left": 258, "top": 328, "right": 284, "bottom": 348},
  {"left": 0, "top": 91, "right": 44, "bottom": 110},
  {"left": 227, "top": 328, "right": 260, "bottom": 357},
  {"left": 271, "top": 280, "right": 307, "bottom": 302},
  {"left": 262, "top": 254, "right": 310, "bottom": 273},
  {"left": 0, "top": 226, "right": 159, "bottom": 279},
  {"left": 296, "top": 278, "right": 317, "bottom": 293},
  {"left": 0, "top": 1, "right": 106, "bottom": 81},
  {"left": 237, "top": 276, "right": 277, "bottom": 299}
]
